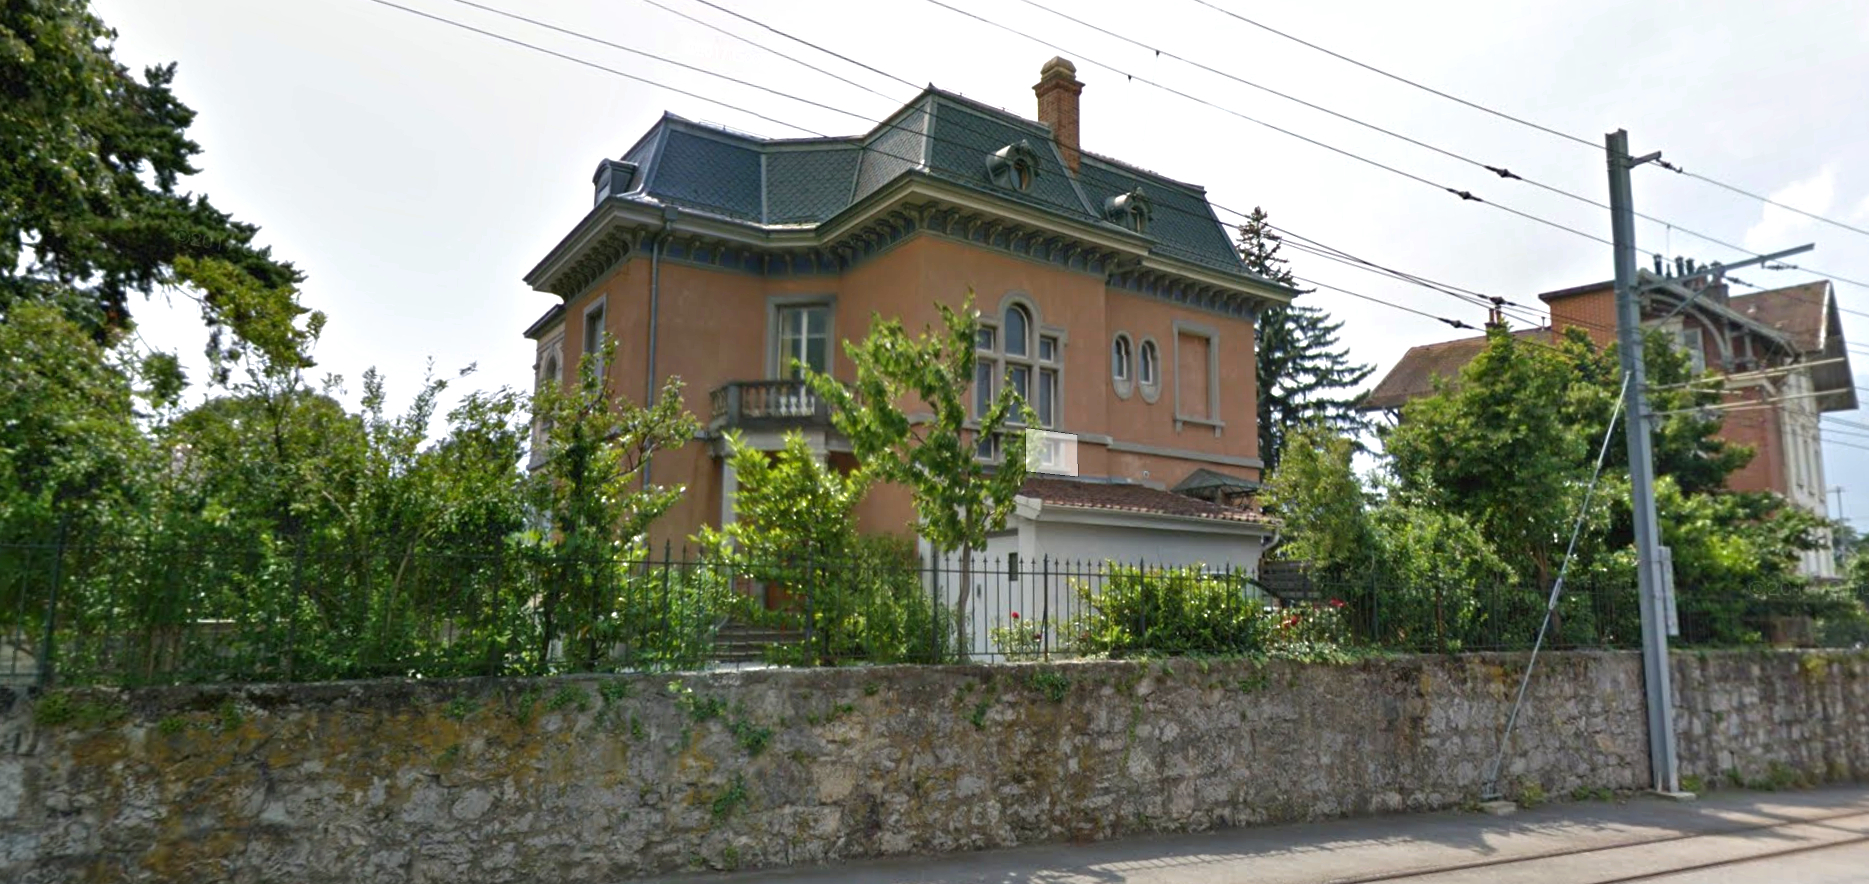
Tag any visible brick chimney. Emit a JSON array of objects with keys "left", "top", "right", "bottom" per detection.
[{"left": 1033, "top": 57, "right": 1082, "bottom": 174}]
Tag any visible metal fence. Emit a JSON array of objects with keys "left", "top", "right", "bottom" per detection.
[{"left": 3, "top": 541, "right": 1863, "bottom": 687}]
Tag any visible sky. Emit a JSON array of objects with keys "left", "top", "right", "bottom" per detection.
[{"left": 95, "top": 0, "right": 1868, "bottom": 528}]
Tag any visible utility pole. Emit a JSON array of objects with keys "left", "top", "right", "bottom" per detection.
[
  {"left": 1830, "top": 486, "right": 1847, "bottom": 523},
  {"left": 1606, "top": 129, "right": 1681, "bottom": 795}
]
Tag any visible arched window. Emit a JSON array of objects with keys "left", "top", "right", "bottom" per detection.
[
  {"left": 974, "top": 299, "right": 1061, "bottom": 435},
  {"left": 539, "top": 353, "right": 560, "bottom": 389},
  {"left": 1004, "top": 305, "right": 1029, "bottom": 357},
  {"left": 1111, "top": 333, "right": 1134, "bottom": 399},
  {"left": 1139, "top": 340, "right": 1160, "bottom": 390},
  {"left": 1104, "top": 188, "right": 1153, "bottom": 234},
  {"left": 986, "top": 141, "right": 1042, "bottom": 193}
]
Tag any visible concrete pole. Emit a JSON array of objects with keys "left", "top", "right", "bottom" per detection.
[{"left": 1606, "top": 129, "right": 1680, "bottom": 794}]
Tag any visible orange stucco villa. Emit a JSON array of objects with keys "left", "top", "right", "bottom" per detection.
[{"left": 520, "top": 59, "right": 1290, "bottom": 575}]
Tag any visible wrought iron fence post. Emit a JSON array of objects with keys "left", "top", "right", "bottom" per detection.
[
  {"left": 658, "top": 542, "right": 674, "bottom": 671},
  {"left": 803, "top": 549, "right": 816, "bottom": 662},
  {"left": 1041, "top": 555, "right": 1050, "bottom": 662},
  {"left": 489, "top": 540, "right": 506, "bottom": 677},
  {"left": 1369, "top": 555, "right": 1380, "bottom": 643},
  {"left": 929, "top": 550, "right": 940, "bottom": 663},
  {"left": 1137, "top": 558, "right": 1148, "bottom": 656},
  {"left": 37, "top": 516, "right": 70, "bottom": 689},
  {"left": 286, "top": 537, "right": 306, "bottom": 681}
]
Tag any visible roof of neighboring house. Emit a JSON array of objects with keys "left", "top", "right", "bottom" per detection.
[
  {"left": 603, "top": 87, "right": 1261, "bottom": 278},
  {"left": 1730, "top": 281, "right": 1833, "bottom": 354},
  {"left": 1730, "top": 280, "right": 1856, "bottom": 411},
  {"left": 1361, "top": 328, "right": 1552, "bottom": 411},
  {"left": 1019, "top": 477, "right": 1273, "bottom": 524},
  {"left": 1171, "top": 468, "right": 1260, "bottom": 495}
]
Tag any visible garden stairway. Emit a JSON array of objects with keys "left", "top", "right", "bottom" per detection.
[{"left": 712, "top": 622, "right": 801, "bottom": 664}]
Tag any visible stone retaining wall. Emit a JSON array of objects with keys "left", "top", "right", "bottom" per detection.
[{"left": 1, "top": 650, "right": 1864, "bottom": 882}]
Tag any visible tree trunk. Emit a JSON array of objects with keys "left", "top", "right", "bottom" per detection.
[{"left": 956, "top": 538, "right": 973, "bottom": 660}]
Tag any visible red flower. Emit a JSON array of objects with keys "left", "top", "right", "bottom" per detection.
[
  {"left": 1010, "top": 611, "right": 1020, "bottom": 620},
  {"left": 1329, "top": 599, "right": 1346, "bottom": 609}
]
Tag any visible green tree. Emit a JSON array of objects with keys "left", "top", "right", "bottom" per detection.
[
  {"left": 1385, "top": 326, "right": 1586, "bottom": 587},
  {"left": 1384, "top": 325, "right": 1826, "bottom": 642},
  {"left": 1, "top": 1, "right": 318, "bottom": 369},
  {"left": 708, "top": 431, "right": 867, "bottom": 566},
  {"left": 0, "top": 303, "right": 158, "bottom": 544},
  {"left": 705, "top": 432, "right": 942, "bottom": 664},
  {"left": 527, "top": 345, "right": 698, "bottom": 669},
  {"left": 1238, "top": 207, "right": 1373, "bottom": 470},
  {"left": 1260, "top": 424, "right": 1371, "bottom": 573},
  {"left": 805, "top": 293, "right": 1031, "bottom": 653}
]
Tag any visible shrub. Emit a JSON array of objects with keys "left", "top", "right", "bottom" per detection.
[
  {"left": 1067, "top": 565, "right": 1275, "bottom": 657},
  {"left": 990, "top": 611, "right": 1046, "bottom": 661}
]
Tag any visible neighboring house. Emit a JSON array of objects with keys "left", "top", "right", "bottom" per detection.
[
  {"left": 520, "top": 58, "right": 1289, "bottom": 582},
  {"left": 1364, "top": 273, "right": 1856, "bottom": 579}
]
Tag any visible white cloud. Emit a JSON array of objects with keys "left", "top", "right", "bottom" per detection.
[
  {"left": 1743, "top": 166, "right": 1836, "bottom": 252},
  {"left": 1853, "top": 193, "right": 1869, "bottom": 222}
]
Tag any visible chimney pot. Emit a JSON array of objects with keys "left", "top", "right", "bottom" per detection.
[{"left": 1034, "top": 57, "right": 1083, "bottom": 174}]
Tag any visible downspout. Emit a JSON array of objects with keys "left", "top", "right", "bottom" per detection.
[{"left": 644, "top": 205, "right": 678, "bottom": 489}]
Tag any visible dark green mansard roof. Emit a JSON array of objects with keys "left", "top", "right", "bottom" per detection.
[{"left": 608, "top": 88, "right": 1253, "bottom": 276}]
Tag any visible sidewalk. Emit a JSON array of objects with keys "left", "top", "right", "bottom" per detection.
[{"left": 642, "top": 785, "right": 1869, "bottom": 884}]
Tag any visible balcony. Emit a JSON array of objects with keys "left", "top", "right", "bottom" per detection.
[{"left": 708, "top": 380, "right": 834, "bottom": 432}]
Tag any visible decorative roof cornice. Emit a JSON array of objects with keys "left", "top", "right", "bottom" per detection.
[{"left": 526, "top": 176, "right": 1293, "bottom": 320}]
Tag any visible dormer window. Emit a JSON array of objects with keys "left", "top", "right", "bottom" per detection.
[
  {"left": 986, "top": 141, "right": 1042, "bottom": 193},
  {"left": 1105, "top": 187, "right": 1152, "bottom": 234}
]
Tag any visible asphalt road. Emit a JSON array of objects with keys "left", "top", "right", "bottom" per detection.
[{"left": 643, "top": 785, "right": 1869, "bottom": 884}]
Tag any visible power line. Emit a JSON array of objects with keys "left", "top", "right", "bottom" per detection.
[
  {"left": 680, "top": 0, "right": 921, "bottom": 92},
  {"left": 366, "top": 0, "right": 1856, "bottom": 359},
  {"left": 1290, "top": 276, "right": 1480, "bottom": 332},
  {"left": 357, "top": 0, "right": 822, "bottom": 135},
  {"left": 635, "top": 0, "right": 902, "bottom": 103},
  {"left": 656, "top": 0, "right": 1863, "bottom": 330},
  {"left": 432, "top": 0, "right": 878, "bottom": 125},
  {"left": 913, "top": 0, "right": 1625, "bottom": 253},
  {"left": 1009, "top": 0, "right": 1818, "bottom": 288},
  {"left": 1178, "top": 0, "right": 1869, "bottom": 246},
  {"left": 1661, "top": 165, "right": 1869, "bottom": 242},
  {"left": 362, "top": 0, "right": 1494, "bottom": 336},
  {"left": 1178, "top": 0, "right": 1601, "bottom": 151}
]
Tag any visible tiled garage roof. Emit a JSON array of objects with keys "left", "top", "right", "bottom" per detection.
[{"left": 1020, "top": 477, "right": 1272, "bottom": 524}]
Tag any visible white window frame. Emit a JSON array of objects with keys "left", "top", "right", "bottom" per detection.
[
  {"left": 973, "top": 295, "right": 1065, "bottom": 458},
  {"left": 767, "top": 295, "right": 836, "bottom": 380},
  {"left": 1171, "top": 320, "right": 1223, "bottom": 434}
]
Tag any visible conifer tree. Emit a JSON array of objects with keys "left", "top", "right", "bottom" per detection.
[{"left": 1238, "top": 207, "right": 1373, "bottom": 470}]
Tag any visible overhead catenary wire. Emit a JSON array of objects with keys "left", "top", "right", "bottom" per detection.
[
  {"left": 1180, "top": 0, "right": 1602, "bottom": 152},
  {"left": 356, "top": 0, "right": 824, "bottom": 135},
  {"left": 368, "top": 0, "right": 1867, "bottom": 352},
  {"left": 912, "top": 0, "right": 1627, "bottom": 253},
  {"left": 432, "top": 0, "right": 885, "bottom": 125},
  {"left": 636, "top": 0, "right": 904, "bottom": 103},
  {"left": 1008, "top": 0, "right": 1853, "bottom": 294},
  {"left": 1178, "top": 0, "right": 1869, "bottom": 245},
  {"left": 660, "top": 0, "right": 1863, "bottom": 330},
  {"left": 359, "top": 0, "right": 1511, "bottom": 336}
]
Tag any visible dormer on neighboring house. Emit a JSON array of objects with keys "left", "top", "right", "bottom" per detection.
[
  {"left": 518, "top": 59, "right": 1294, "bottom": 591},
  {"left": 1363, "top": 273, "right": 1856, "bottom": 580}
]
